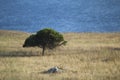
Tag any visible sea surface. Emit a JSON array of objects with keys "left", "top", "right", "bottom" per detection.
[{"left": 0, "top": 0, "right": 120, "bottom": 32}]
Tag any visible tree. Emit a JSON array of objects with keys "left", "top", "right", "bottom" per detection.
[{"left": 23, "top": 28, "right": 67, "bottom": 56}]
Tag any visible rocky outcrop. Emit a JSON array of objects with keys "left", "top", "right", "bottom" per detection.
[{"left": 43, "top": 66, "right": 63, "bottom": 73}]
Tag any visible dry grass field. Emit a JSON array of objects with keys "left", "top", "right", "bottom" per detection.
[{"left": 0, "top": 30, "right": 120, "bottom": 80}]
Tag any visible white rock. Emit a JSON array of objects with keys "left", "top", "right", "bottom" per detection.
[{"left": 47, "top": 67, "right": 60, "bottom": 73}]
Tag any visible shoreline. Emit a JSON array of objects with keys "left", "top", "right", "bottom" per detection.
[{"left": 0, "top": 29, "right": 120, "bottom": 34}]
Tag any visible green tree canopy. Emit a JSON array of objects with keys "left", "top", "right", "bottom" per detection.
[{"left": 23, "top": 28, "right": 67, "bottom": 56}]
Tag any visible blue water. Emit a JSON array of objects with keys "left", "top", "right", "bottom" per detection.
[{"left": 0, "top": 0, "right": 120, "bottom": 32}]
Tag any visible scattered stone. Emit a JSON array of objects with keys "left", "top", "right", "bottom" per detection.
[
  {"left": 101, "top": 58, "right": 109, "bottom": 62},
  {"left": 43, "top": 66, "right": 63, "bottom": 74}
]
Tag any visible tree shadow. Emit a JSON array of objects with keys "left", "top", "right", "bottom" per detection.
[
  {"left": 108, "top": 47, "right": 120, "bottom": 51},
  {"left": 0, "top": 51, "right": 41, "bottom": 57},
  {"left": 112, "top": 47, "right": 120, "bottom": 51}
]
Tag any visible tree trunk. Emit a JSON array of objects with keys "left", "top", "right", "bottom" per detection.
[{"left": 42, "top": 46, "right": 45, "bottom": 56}]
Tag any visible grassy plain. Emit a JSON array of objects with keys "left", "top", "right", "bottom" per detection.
[{"left": 0, "top": 30, "right": 120, "bottom": 80}]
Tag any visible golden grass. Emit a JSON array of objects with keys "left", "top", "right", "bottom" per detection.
[{"left": 0, "top": 30, "right": 120, "bottom": 80}]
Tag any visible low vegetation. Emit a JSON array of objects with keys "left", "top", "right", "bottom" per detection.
[{"left": 0, "top": 30, "right": 120, "bottom": 80}]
